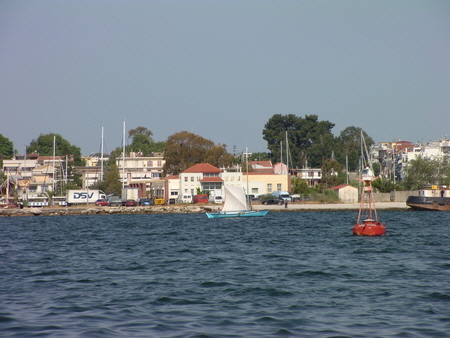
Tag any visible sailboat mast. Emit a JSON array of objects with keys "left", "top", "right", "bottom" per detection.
[
  {"left": 52, "top": 135, "right": 56, "bottom": 193},
  {"left": 100, "top": 126, "right": 104, "bottom": 181},
  {"left": 246, "top": 146, "right": 251, "bottom": 209},
  {"left": 280, "top": 140, "right": 283, "bottom": 167},
  {"left": 122, "top": 121, "right": 126, "bottom": 189},
  {"left": 286, "top": 131, "right": 289, "bottom": 191}
]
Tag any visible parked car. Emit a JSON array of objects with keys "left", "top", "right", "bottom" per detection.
[
  {"left": 272, "top": 191, "right": 292, "bottom": 202},
  {"left": 291, "top": 194, "right": 301, "bottom": 202},
  {"left": 193, "top": 194, "right": 209, "bottom": 204},
  {"left": 259, "top": 194, "right": 284, "bottom": 205},
  {"left": 139, "top": 198, "right": 152, "bottom": 206},
  {"left": 209, "top": 195, "right": 223, "bottom": 203},
  {"left": 108, "top": 196, "right": 122, "bottom": 206},
  {"left": 263, "top": 198, "right": 283, "bottom": 205},
  {"left": 178, "top": 195, "right": 192, "bottom": 203},
  {"left": 122, "top": 199, "right": 137, "bottom": 207},
  {"left": 95, "top": 199, "right": 109, "bottom": 206}
]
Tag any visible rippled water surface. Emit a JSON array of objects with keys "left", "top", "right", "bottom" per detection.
[{"left": 1, "top": 211, "right": 450, "bottom": 337}]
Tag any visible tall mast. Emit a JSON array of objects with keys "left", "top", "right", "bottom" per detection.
[
  {"left": 122, "top": 121, "right": 126, "bottom": 189},
  {"left": 280, "top": 140, "right": 283, "bottom": 168},
  {"left": 52, "top": 135, "right": 56, "bottom": 193},
  {"left": 285, "top": 131, "right": 289, "bottom": 191},
  {"left": 246, "top": 146, "right": 250, "bottom": 209},
  {"left": 100, "top": 126, "right": 104, "bottom": 181}
]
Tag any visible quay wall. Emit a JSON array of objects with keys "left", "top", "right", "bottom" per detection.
[{"left": 1, "top": 201, "right": 409, "bottom": 217}]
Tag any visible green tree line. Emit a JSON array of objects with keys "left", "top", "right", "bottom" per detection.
[{"left": 2, "top": 115, "right": 450, "bottom": 195}]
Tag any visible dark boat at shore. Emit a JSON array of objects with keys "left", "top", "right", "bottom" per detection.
[{"left": 406, "top": 187, "right": 450, "bottom": 211}]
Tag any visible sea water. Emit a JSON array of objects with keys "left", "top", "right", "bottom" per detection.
[{"left": 1, "top": 211, "right": 449, "bottom": 337}]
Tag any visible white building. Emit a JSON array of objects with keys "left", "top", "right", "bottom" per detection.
[
  {"left": 177, "top": 163, "right": 290, "bottom": 203},
  {"left": 331, "top": 184, "right": 358, "bottom": 203}
]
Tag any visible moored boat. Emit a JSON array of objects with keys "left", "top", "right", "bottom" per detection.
[{"left": 406, "top": 186, "right": 450, "bottom": 211}]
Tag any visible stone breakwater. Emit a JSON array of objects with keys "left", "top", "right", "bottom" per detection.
[
  {"left": 0, "top": 205, "right": 212, "bottom": 217},
  {"left": 0, "top": 202, "right": 409, "bottom": 217}
]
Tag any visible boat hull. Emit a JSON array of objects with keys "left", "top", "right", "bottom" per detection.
[
  {"left": 206, "top": 210, "right": 269, "bottom": 218},
  {"left": 406, "top": 196, "right": 450, "bottom": 211},
  {"left": 352, "top": 222, "right": 386, "bottom": 236}
]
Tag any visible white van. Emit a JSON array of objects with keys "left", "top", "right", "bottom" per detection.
[
  {"left": 178, "top": 195, "right": 192, "bottom": 203},
  {"left": 209, "top": 195, "right": 223, "bottom": 203},
  {"left": 272, "top": 191, "right": 292, "bottom": 202}
]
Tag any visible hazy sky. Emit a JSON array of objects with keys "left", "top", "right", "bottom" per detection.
[{"left": 1, "top": 1, "right": 449, "bottom": 156}]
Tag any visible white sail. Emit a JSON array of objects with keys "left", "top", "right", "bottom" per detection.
[{"left": 222, "top": 186, "right": 248, "bottom": 212}]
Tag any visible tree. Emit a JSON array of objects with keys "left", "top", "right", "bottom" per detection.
[
  {"left": 204, "top": 145, "right": 233, "bottom": 169},
  {"left": 321, "top": 159, "right": 343, "bottom": 188},
  {"left": 403, "top": 156, "right": 450, "bottom": 190},
  {"left": 338, "top": 126, "right": 374, "bottom": 171},
  {"left": 27, "top": 133, "right": 83, "bottom": 166},
  {"left": 128, "top": 126, "right": 153, "bottom": 139},
  {"left": 163, "top": 131, "right": 231, "bottom": 175},
  {"left": 250, "top": 152, "right": 270, "bottom": 161},
  {"left": 372, "top": 177, "right": 399, "bottom": 193},
  {"left": 128, "top": 126, "right": 165, "bottom": 155},
  {"left": 27, "top": 133, "right": 84, "bottom": 190},
  {"left": 291, "top": 176, "right": 309, "bottom": 195},
  {"left": 262, "top": 114, "right": 338, "bottom": 168},
  {"left": 0, "top": 134, "right": 15, "bottom": 167},
  {"left": 103, "top": 163, "right": 122, "bottom": 195},
  {"left": 308, "top": 133, "right": 343, "bottom": 170}
]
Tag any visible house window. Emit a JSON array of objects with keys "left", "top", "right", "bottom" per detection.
[
  {"left": 277, "top": 184, "right": 282, "bottom": 191},
  {"left": 204, "top": 173, "right": 219, "bottom": 177},
  {"left": 202, "top": 182, "right": 222, "bottom": 190},
  {"left": 267, "top": 183, "right": 272, "bottom": 193},
  {"left": 251, "top": 188, "right": 258, "bottom": 194},
  {"left": 184, "top": 177, "right": 188, "bottom": 182},
  {"left": 191, "top": 177, "right": 194, "bottom": 182},
  {"left": 308, "top": 171, "right": 314, "bottom": 177}
]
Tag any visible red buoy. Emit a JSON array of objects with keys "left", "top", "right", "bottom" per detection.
[
  {"left": 353, "top": 135, "right": 386, "bottom": 237},
  {"left": 352, "top": 219, "right": 386, "bottom": 236}
]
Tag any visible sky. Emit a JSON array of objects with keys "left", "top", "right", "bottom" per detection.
[{"left": 1, "top": 0, "right": 449, "bottom": 156}]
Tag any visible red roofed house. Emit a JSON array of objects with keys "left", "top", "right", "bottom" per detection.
[
  {"left": 250, "top": 160, "right": 273, "bottom": 172},
  {"left": 273, "top": 162, "right": 288, "bottom": 175},
  {"left": 179, "top": 163, "right": 224, "bottom": 201},
  {"left": 331, "top": 184, "right": 358, "bottom": 203},
  {"left": 178, "top": 163, "right": 290, "bottom": 203}
]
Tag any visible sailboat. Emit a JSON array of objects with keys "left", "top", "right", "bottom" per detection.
[
  {"left": 206, "top": 185, "right": 269, "bottom": 218},
  {"left": 352, "top": 133, "right": 386, "bottom": 236}
]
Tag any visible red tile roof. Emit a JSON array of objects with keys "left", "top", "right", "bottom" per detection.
[
  {"left": 331, "top": 184, "right": 356, "bottom": 190},
  {"left": 183, "top": 163, "right": 221, "bottom": 173},
  {"left": 251, "top": 160, "right": 273, "bottom": 167}
]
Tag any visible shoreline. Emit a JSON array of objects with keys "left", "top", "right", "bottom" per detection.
[{"left": 0, "top": 202, "right": 410, "bottom": 217}]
